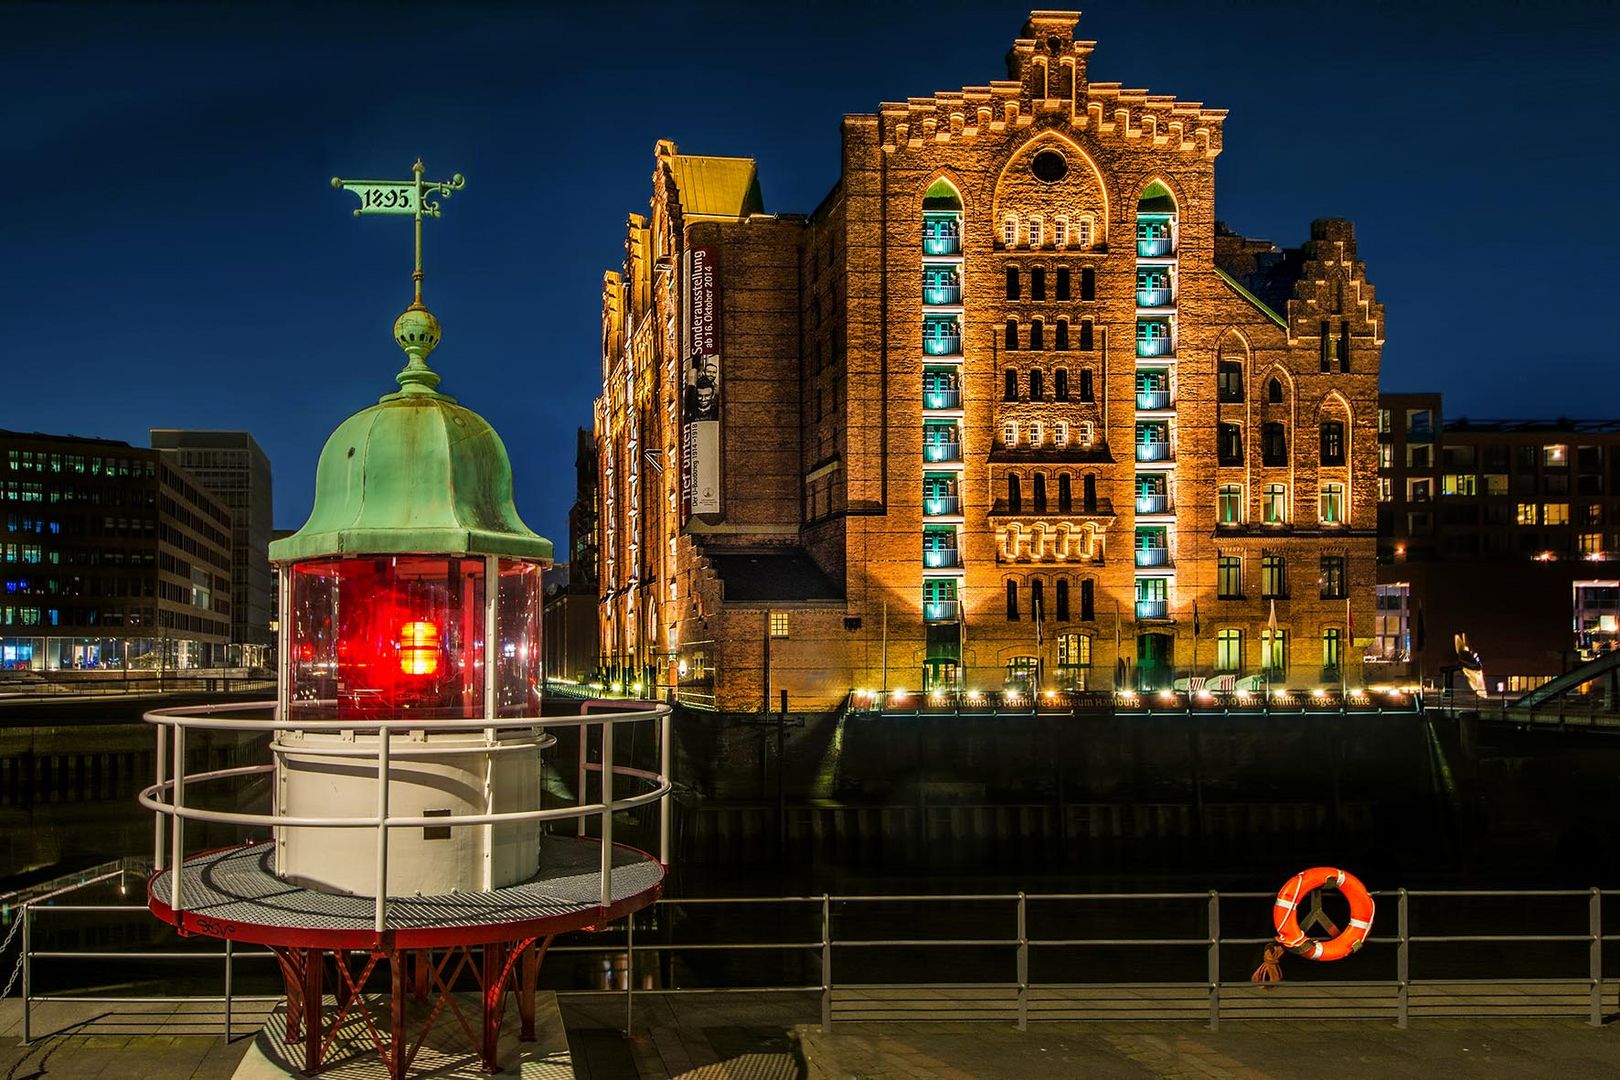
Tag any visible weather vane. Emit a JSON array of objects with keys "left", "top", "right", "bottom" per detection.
[{"left": 331, "top": 159, "right": 466, "bottom": 306}]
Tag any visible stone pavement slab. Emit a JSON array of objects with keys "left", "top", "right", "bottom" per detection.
[{"left": 799, "top": 1018, "right": 1620, "bottom": 1079}]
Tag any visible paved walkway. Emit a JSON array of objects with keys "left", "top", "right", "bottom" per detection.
[{"left": 5, "top": 997, "right": 1620, "bottom": 1078}]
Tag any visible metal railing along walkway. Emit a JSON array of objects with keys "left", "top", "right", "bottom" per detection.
[{"left": 10, "top": 886, "right": 1620, "bottom": 1041}]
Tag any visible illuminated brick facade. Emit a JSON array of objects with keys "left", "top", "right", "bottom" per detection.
[{"left": 596, "top": 11, "right": 1383, "bottom": 711}]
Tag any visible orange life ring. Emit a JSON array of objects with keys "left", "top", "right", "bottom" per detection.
[{"left": 1272, "top": 866, "right": 1374, "bottom": 961}]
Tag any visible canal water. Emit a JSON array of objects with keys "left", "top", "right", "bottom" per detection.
[{"left": 5, "top": 695, "right": 1620, "bottom": 1000}]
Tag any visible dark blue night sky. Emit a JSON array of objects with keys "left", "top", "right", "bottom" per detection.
[{"left": 5, "top": 1, "right": 1617, "bottom": 544}]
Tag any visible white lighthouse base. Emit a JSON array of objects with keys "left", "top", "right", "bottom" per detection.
[{"left": 233, "top": 991, "right": 573, "bottom": 1078}]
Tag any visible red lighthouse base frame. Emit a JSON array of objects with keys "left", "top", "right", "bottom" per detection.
[
  {"left": 272, "top": 938, "right": 552, "bottom": 1078},
  {"left": 147, "top": 837, "right": 665, "bottom": 1078}
]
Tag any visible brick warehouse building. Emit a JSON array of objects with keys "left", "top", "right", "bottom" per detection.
[{"left": 595, "top": 11, "right": 1383, "bottom": 712}]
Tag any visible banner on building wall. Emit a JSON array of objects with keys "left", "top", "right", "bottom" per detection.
[{"left": 680, "top": 246, "right": 721, "bottom": 516}]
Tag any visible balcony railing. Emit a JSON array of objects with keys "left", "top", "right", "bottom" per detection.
[
  {"left": 1137, "top": 236, "right": 1174, "bottom": 258},
  {"left": 924, "top": 496, "right": 962, "bottom": 516},
  {"left": 923, "top": 547, "right": 962, "bottom": 569},
  {"left": 922, "top": 284, "right": 962, "bottom": 306},
  {"left": 923, "top": 442, "right": 963, "bottom": 464},
  {"left": 923, "top": 390, "right": 962, "bottom": 410},
  {"left": 923, "top": 601, "right": 958, "bottom": 622},
  {"left": 922, "top": 232, "right": 961, "bottom": 257},
  {"left": 1135, "top": 548, "right": 1171, "bottom": 568},
  {"left": 923, "top": 333, "right": 962, "bottom": 357},
  {"left": 1136, "top": 442, "right": 1172, "bottom": 463},
  {"left": 1136, "top": 286, "right": 1174, "bottom": 307},
  {"left": 1136, "top": 335, "right": 1174, "bottom": 358},
  {"left": 1135, "top": 493, "right": 1171, "bottom": 514},
  {"left": 1135, "top": 599, "right": 1168, "bottom": 619},
  {"left": 1136, "top": 390, "right": 1171, "bottom": 410}
]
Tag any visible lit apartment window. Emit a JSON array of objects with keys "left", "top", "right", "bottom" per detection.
[
  {"left": 1262, "top": 483, "right": 1288, "bottom": 523},
  {"left": 1003, "top": 421, "right": 1018, "bottom": 448},
  {"left": 1261, "top": 555, "right": 1287, "bottom": 598},
  {"left": 1517, "top": 502, "right": 1537, "bottom": 525},
  {"left": 1218, "top": 556, "right": 1242, "bottom": 598},
  {"left": 1320, "top": 482, "right": 1345, "bottom": 524},
  {"left": 1218, "top": 484, "right": 1243, "bottom": 524},
  {"left": 1485, "top": 474, "right": 1509, "bottom": 495},
  {"left": 1028, "top": 215, "right": 1043, "bottom": 248},
  {"left": 1406, "top": 478, "right": 1431, "bottom": 502},
  {"left": 1216, "top": 629, "right": 1243, "bottom": 673},
  {"left": 1442, "top": 474, "right": 1477, "bottom": 496},
  {"left": 1320, "top": 555, "right": 1347, "bottom": 599},
  {"left": 1003, "top": 214, "right": 1019, "bottom": 247},
  {"left": 1580, "top": 532, "right": 1603, "bottom": 556},
  {"left": 1545, "top": 444, "right": 1568, "bottom": 467},
  {"left": 770, "top": 612, "right": 789, "bottom": 638},
  {"left": 1057, "top": 631, "right": 1089, "bottom": 667},
  {"left": 1322, "top": 628, "right": 1343, "bottom": 673},
  {"left": 1544, "top": 502, "right": 1570, "bottom": 525},
  {"left": 1378, "top": 409, "right": 1390, "bottom": 434},
  {"left": 1378, "top": 477, "right": 1392, "bottom": 502},
  {"left": 1053, "top": 217, "right": 1068, "bottom": 249}
]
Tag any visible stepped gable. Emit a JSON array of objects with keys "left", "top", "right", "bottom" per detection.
[{"left": 873, "top": 10, "right": 1225, "bottom": 159}]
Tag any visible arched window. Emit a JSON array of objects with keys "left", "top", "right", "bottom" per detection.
[
  {"left": 1008, "top": 474, "right": 1022, "bottom": 513},
  {"left": 1029, "top": 368, "right": 1044, "bottom": 401},
  {"left": 1080, "top": 578, "right": 1095, "bottom": 620},
  {"left": 1083, "top": 473, "right": 1097, "bottom": 511},
  {"left": 1218, "top": 361, "right": 1243, "bottom": 402},
  {"left": 1030, "top": 319, "right": 1045, "bottom": 351},
  {"left": 1058, "top": 473, "right": 1072, "bottom": 512},
  {"left": 1056, "top": 578, "right": 1071, "bottom": 620},
  {"left": 1054, "top": 319, "right": 1070, "bottom": 351},
  {"left": 1004, "top": 368, "right": 1018, "bottom": 401},
  {"left": 1006, "top": 266, "right": 1021, "bottom": 301},
  {"left": 1005, "top": 319, "right": 1019, "bottom": 351},
  {"left": 1080, "top": 266, "right": 1095, "bottom": 301},
  {"left": 1079, "top": 369, "right": 1094, "bottom": 402},
  {"left": 1079, "top": 319, "right": 1094, "bottom": 351},
  {"left": 1267, "top": 378, "right": 1283, "bottom": 404},
  {"left": 1033, "top": 473, "right": 1047, "bottom": 512},
  {"left": 1031, "top": 267, "right": 1046, "bottom": 301},
  {"left": 1054, "top": 368, "right": 1069, "bottom": 401},
  {"left": 1002, "top": 214, "right": 1019, "bottom": 248},
  {"left": 1031, "top": 578, "right": 1046, "bottom": 620},
  {"left": 1006, "top": 578, "right": 1020, "bottom": 620}
]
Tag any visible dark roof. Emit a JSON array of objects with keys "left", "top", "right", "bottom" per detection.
[
  {"left": 708, "top": 548, "right": 843, "bottom": 603},
  {"left": 1444, "top": 418, "right": 1620, "bottom": 435}
]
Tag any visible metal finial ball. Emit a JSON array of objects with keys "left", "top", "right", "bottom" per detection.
[{"left": 330, "top": 177, "right": 343, "bottom": 189}]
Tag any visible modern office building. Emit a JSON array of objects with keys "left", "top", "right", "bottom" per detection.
[
  {"left": 1375, "top": 393, "right": 1620, "bottom": 690},
  {"left": 150, "top": 429, "right": 274, "bottom": 667},
  {"left": 596, "top": 10, "right": 1382, "bottom": 711},
  {"left": 1, "top": 430, "right": 234, "bottom": 671}
]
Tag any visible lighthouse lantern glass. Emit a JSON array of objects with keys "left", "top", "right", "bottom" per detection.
[
  {"left": 496, "top": 560, "right": 544, "bottom": 716},
  {"left": 288, "top": 556, "right": 487, "bottom": 720},
  {"left": 286, "top": 554, "right": 547, "bottom": 721}
]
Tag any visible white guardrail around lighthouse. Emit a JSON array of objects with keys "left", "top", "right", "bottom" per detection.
[{"left": 138, "top": 699, "right": 673, "bottom": 933}]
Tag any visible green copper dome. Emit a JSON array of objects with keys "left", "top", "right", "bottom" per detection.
[{"left": 269, "top": 301, "right": 552, "bottom": 565}]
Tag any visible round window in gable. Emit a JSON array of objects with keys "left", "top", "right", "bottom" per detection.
[{"left": 1031, "top": 149, "right": 1069, "bottom": 184}]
